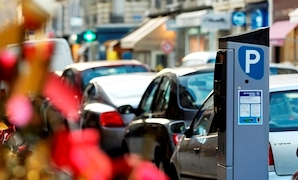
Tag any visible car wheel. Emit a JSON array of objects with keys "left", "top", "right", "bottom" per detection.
[
  {"left": 154, "top": 148, "right": 170, "bottom": 174},
  {"left": 121, "top": 141, "right": 129, "bottom": 155},
  {"left": 169, "top": 164, "right": 179, "bottom": 180}
]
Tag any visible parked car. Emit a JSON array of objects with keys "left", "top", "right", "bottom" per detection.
[
  {"left": 179, "top": 51, "right": 217, "bottom": 67},
  {"left": 41, "top": 60, "right": 151, "bottom": 134},
  {"left": 79, "top": 72, "right": 156, "bottom": 157},
  {"left": 60, "top": 60, "right": 151, "bottom": 99},
  {"left": 118, "top": 64, "right": 215, "bottom": 175},
  {"left": 170, "top": 73, "right": 298, "bottom": 180},
  {"left": 269, "top": 63, "right": 298, "bottom": 75}
]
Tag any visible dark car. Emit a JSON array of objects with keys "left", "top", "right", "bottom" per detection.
[
  {"left": 41, "top": 60, "right": 151, "bottom": 134},
  {"left": 118, "top": 64, "right": 215, "bottom": 175},
  {"left": 170, "top": 74, "right": 298, "bottom": 180},
  {"left": 79, "top": 72, "right": 156, "bottom": 157}
]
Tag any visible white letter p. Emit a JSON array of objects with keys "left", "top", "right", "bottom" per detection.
[{"left": 245, "top": 50, "right": 260, "bottom": 73}]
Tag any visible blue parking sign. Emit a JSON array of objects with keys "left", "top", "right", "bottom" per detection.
[{"left": 238, "top": 46, "right": 264, "bottom": 80}]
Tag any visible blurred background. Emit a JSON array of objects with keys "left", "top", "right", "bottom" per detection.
[{"left": 5, "top": 0, "right": 298, "bottom": 70}]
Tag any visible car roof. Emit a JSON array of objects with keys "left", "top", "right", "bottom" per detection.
[
  {"left": 270, "top": 74, "right": 298, "bottom": 91},
  {"left": 64, "top": 60, "right": 147, "bottom": 71},
  {"left": 270, "top": 62, "right": 297, "bottom": 68},
  {"left": 89, "top": 72, "right": 156, "bottom": 86},
  {"left": 269, "top": 62, "right": 298, "bottom": 70},
  {"left": 156, "top": 64, "right": 215, "bottom": 77},
  {"left": 182, "top": 51, "right": 217, "bottom": 61}
]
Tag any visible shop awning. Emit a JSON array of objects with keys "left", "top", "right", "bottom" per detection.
[
  {"left": 176, "top": 10, "right": 208, "bottom": 27},
  {"left": 289, "top": 8, "right": 298, "bottom": 23},
  {"left": 270, "top": 20, "right": 298, "bottom": 46},
  {"left": 120, "top": 16, "right": 170, "bottom": 49}
]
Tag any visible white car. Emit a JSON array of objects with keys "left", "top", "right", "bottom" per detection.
[
  {"left": 180, "top": 51, "right": 217, "bottom": 67},
  {"left": 269, "top": 63, "right": 298, "bottom": 75},
  {"left": 170, "top": 74, "right": 298, "bottom": 180}
]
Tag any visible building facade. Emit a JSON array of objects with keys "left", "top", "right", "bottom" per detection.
[{"left": 50, "top": 0, "right": 298, "bottom": 68}]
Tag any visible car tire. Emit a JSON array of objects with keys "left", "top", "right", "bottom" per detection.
[
  {"left": 169, "top": 164, "right": 179, "bottom": 180},
  {"left": 121, "top": 140, "right": 129, "bottom": 155},
  {"left": 154, "top": 147, "right": 170, "bottom": 175}
]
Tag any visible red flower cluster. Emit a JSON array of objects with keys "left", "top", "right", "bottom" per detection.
[{"left": 51, "top": 128, "right": 169, "bottom": 180}]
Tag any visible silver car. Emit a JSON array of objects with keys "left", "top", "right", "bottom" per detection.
[
  {"left": 79, "top": 72, "right": 156, "bottom": 157},
  {"left": 170, "top": 74, "right": 298, "bottom": 180}
]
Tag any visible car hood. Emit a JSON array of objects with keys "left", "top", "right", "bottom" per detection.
[{"left": 270, "top": 131, "right": 298, "bottom": 175}]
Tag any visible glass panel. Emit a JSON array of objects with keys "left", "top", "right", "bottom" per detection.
[
  {"left": 270, "top": 91, "right": 298, "bottom": 131},
  {"left": 152, "top": 77, "right": 171, "bottom": 113},
  {"left": 192, "top": 95, "right": 214, "bottom": 135},
  {"left": 81, "top": 65, "right": 148, "bottom": 89},
  {"left": 179, "top": 72, "right": 214, "bottom": 109},
  {"left": 139, "top": 77, "right": 162, "bottom": 114}
]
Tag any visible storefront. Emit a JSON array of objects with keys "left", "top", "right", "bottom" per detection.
[
  {"left": 175, "top": 9, "right": 212, "bottom": 62},
  {"left": 270, "top": 0, "right": 298, "bottom": 64},
  {"left": 200, "top": 11, "right": 232, "bottom": 53},
  {"left": 110, "top": 16, "right": 176, "bottom": 70}
]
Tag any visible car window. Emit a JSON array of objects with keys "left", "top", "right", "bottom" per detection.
[
  {"left": 207, "top": 58, "right": 216, "bottom": 63},
  {"left": 152, "top": 76, "right": 171, "bottom": 113},
  {"left": 178, "top": 72, "right": 214, "bottom": 109},
  {"left": 138, "top": 77, "right": 162, "bottom": 114},
  {"left": 270, "top": 67, "right": 298, "bottom": 75},
  {"left": 81, "top": 83, "right": 96, "bottom": 105},
  {"left": 192, "top": 95, "right": 214, "bottom": 135},
  {"left": 270, "top": 91, "right": 298, "bottom": 131},
  {"left": 61, "top": 69, "right": 76, "bottom": 87},
  {"left": 81, "top": 65, "right": 148, "bottom": 89}
]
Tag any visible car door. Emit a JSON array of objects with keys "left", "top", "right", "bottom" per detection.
[
  {"left": 178, "top": 94, "right": 214, "bottom": 179},
  {"left": 197, "top": 95, "right": 218, "bottom": 179},
  {"left": 142, "top": 75, "right": 172, "bottom": 160},
  {"left": 125, "top": 77, "right": 162, "bottom": 155}
]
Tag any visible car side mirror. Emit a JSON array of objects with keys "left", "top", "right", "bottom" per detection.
[
  {"left": 169, "top": 121, "right": 186, "bottom": 134},
  {"left": 184, "top": 127, "right": 193, "bottom": 138},
  {"left": 118, "top": 105, "right": 136, "bottom": 114}
]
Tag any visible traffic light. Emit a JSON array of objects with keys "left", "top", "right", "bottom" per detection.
[{"left": 83, "top": 30, "right": 96, "bottom": 42}]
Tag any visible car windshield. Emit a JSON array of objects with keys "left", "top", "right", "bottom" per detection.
[
  {"left": 178, "top": 72, "right": 214, "bottom": 109},
  {"left": 81, "top": 65, "right": 148, "bottom": 89},
  {"left": 270, "top": 90, "right": 298, "bottom": 131}
]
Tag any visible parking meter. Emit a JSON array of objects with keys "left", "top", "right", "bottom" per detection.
[{"left": 214, "top": 27, "right": 269, "bottom": 180}]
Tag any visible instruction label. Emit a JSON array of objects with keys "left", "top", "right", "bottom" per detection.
[{"left": 238, "top": 90, "right": 262, "bottom": 125}]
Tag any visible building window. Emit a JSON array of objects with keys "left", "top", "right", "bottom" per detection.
[
  {"left": 155, "top": 0, "right": 161, "bottom": 8},
  {"left": 85, "top": 16, "right": 89, "bottom": 25},
  {"left": 93, "top": 14, "right": 97, "bottom": 24},
  {"left": 166, "top": 0, "right": 173, "bottom": 4}
]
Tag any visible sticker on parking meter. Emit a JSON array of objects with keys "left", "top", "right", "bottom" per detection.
[{"left": 238, "top": 90, "right": 262, "bottom": 125}]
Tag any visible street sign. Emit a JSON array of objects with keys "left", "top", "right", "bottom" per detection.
[{"left": 160, "top": 40, "right": 174, "bottom": 54}]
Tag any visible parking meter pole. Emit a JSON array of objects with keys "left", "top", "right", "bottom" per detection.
[{"left": 214, "top": 27, "right": 269, "bottom": 180}]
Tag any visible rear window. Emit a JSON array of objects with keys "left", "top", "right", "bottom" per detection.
[
  {"left": 81, "top": 65, "right": 149, "bottom": 88},
  {"left": 270, "top": 91, "right": 298, "bottom": 131},
  {"left": 178, "top": 72, "right": 214, "bottom": 109}
]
